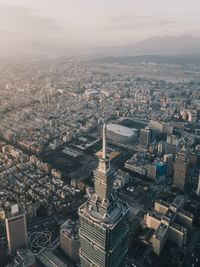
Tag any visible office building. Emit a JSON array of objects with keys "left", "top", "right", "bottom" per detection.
[
  {"left": 139, "top": 128, "right": 151, "bottom": 148},
  {"left": 189, "top": 151, "right": 197, "bottom": 166},
  {"left": 113, "top": 169, "right": 129, "bottom": 191},
  {"left": 196, "top": 172, "right": 200, "bottom": 196},
  {"left": 78, "top": 124, "right": 129, "bottom": 267},
  {"left": 145, "top": 196, "right": 193, "bottom": 255},
  {"left": 148, "top": 120, "right": 173, "bottom": 135},
  {"left": 0, "top": 208, "right": 5, "bottom": 220},
  {"left": 5, "top": 204, "right": 28, "bottom": 255},
  {"left": 60, "top": 220, "right": 80, "bottom": 263},
  {"left": 165, "top": 135, "right": 179, "bottom": 159},
  {"left": 157, "top": 141, "right": 165, "bottom": 156},
  {"left": 173, "top": 149, "right": 190, "bottom": 190},
  {"left": 163, "top": 154, "right": 173, "bottom": 176},
  {"left": 147, "top": 162, "right": 166, "bottom": 180},
  {"left": 148, "top": 164, "right": 157, "bottom": 179},
  {"left": 188, "top": 110, "right": 197, "bottom": 123}
]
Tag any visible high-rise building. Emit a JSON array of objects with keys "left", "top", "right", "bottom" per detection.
[
  {"left": 173, "top": 149, "right": 190, "bottom": 190},
  {"left": 188, "top": 110, "right": 197, "bottom": 123},
  {"left": 165, "top": 135, "right": 178, "bottom": 159},
  {"left": 78, "top": 124, "right": 129, "bottom": 267},
  {"left": 157, "top": 141, "right": 165, "bottom": 156},
  {"left": 139, "top": 128, "right": 151, "bottom": 148},
  {"left": 0, "top": 208, "right": 5, "bottom": 220},
  {"left": 147, "top": 162, "right": 166, "bottom": 180},
  {"left": 60, "top": 220, "right": 80, "bottom": 263},
  {"left": 196, "top": 172, "right": 200, "bottom": 196},
  {"left": 189, "top": 151, "right": 197, "bottom": 166},
  {"left": 5, "top": 204, "right": 28, "bottom": 255},
  {"left": 163, "top": 154, "right": 173, "bottom": 176}
]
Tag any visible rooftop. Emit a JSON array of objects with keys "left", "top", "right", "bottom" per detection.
[
  {"left": 60, "top": 220, "right": 80, "bottom": 240},
  {"left": 155, "top": 223, "right": 168, "bottom": 240},
  {"left": 107, "top": 123, "right": 137, "bottom": 137}
]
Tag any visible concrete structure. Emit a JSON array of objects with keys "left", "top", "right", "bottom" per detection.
[
  {"left": 78, "top": 124, "right": 129, "bottom": 267},
  {"left": 60, "top": 220, "right": 80, "bottom": 263},
  {"left": 5, "top": 205, "right": 28, "bottom": 255},
  {"left": 145, "top": 196, "right": 193, "bottom": 255}
]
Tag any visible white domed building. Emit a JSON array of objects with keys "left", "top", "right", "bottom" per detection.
[{"left": 106, "top": 123, "right": 138, "bottom": 144}]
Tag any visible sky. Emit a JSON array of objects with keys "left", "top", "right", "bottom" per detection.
[{"left": 0, "top": 0, "right": 199, "bottom": 57}]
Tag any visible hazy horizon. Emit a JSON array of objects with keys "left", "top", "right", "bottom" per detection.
[{"left": 0, "top": 0, "right": 200, "bottom": 58}]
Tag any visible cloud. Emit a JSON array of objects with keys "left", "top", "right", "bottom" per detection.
[
  {"left": 105, "top": 14, "right": 175, "bottom": 31},
  {"left": 0, "top": 4, "right": 67, "bottom": 57},
  {"left": 0, "top": 4, "right": 63, "bottom": 37}
]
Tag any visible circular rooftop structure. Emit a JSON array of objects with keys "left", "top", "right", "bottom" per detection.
[{"left": 106, "top": 123, "right": 138, "bottom": 144}]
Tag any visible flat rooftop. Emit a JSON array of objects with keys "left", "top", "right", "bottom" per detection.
[
  {"left": 155, "top": 223, "right": 168, "bottom": 240},
  {"left": 172, "top": 195, "right": 184, "bottom": 209},
  {"left": 148, "top": 210, "right": 162, "bottom": 221},
  {"left": 164, "top": 208, "right": 176, "bottom": 222}
]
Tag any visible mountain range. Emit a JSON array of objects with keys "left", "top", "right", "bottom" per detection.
[
  {"left": 2, "top": 34, "right": 200, "bottom": 60},
  {"left": 91, "top": 34, "right": 200, "bottom": 57}
]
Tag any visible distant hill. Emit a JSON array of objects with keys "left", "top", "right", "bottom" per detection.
[
  {"left": 94, "top": 55, "right": 200, "bottom": 65},
  {"left": 92, "top": 34, "right": 200, "bottom": 57},
  {"left": 2, "top": 34, "right": 200, "bottom": 60}
]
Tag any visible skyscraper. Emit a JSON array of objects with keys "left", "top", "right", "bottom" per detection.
[
  {"left": 196, "top": 172, "right": 200, "bottom": 196},
  {"left": 78, "top": 124, "right": 129, "bottom": 267},
  {"left": 139, "top": 128, "right": 151, "bottom": 148},
  {"left": 163, "top": 154, "right": 173, "bottom": 177},
  {"left": 165, "top": 135, "right": 178, "bottom": 159},
  {"left": 173, "top": 148, "right": 189, "bottom": 190},
  {"left": 5, "top": 204, "right": 28, "bottom": 255}
]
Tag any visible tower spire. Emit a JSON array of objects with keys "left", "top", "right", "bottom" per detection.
[
  {"left": 98, "top": 123, "right": 110, "bottom": 173},
  {"left": 102, "top": 123, "right": 107, "bottom": 159}
]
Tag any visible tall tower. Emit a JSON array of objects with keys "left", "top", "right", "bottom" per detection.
[{"left": 78, "top": 124, "right": 129, "bottom": 267}]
